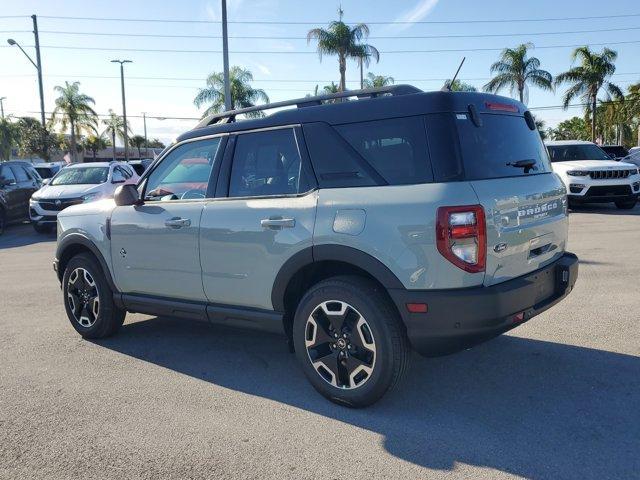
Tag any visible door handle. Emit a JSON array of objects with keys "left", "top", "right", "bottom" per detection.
[
  {"left": 260, "top": 217, "right": 296, "bottom": 229},
  {"left": 164, "top": 217, "right": 191, "bottom": 228}
]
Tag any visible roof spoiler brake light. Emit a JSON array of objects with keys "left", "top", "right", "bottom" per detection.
[{"left": 484, "top": 101, "right": 519, "bottom": 113}]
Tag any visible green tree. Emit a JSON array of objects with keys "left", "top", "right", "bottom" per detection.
[
  {"left": 50, "top": 81, "right": 98, "bottom": 162},
  {"left": 483, "top": 43, "right": 553, "bottom": 104},
  {"left": 323, "top": 82, "right": 340, "bottom": 94},
  {"left": 82, "top": 134, "right": 108, "bottom": 161},
  {"left": 307, "top": 8, "right": 379, "bottom": 92},
  {"left": 15, "top": 117, "right": 60, "bottom": 160},
  {"left": 547, "top": 117, "right": 590, "bottom": 141},
  {"left": 555, "top": 47, "right": 623, "bottom": 142},
  {"left": 363, "top": 73, "right": 394, "bottom": 89},
  {"left": 0, "top": 118, "right": 18, "bottom": 161},
  {"left": 102, "top": 110, "right": 128, "bottom": 161},
  {"left": 194, "top": 66, "right": 269, "bottom": 118},
  {"left": 129, "top": 134, "right": 146, "bottom": 158},
  {"left": 147, "top": 138, "right": 165, "bottom": 149},
  {"left": 447, "top": 79, "right": 477, "bottom": 92}
]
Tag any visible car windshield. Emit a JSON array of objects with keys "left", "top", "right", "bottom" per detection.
[
  {"left": 51, "top": 167, "right": 109, "bottom": 185},
  {"left": 547, "top": 144, "right": 611, "bottom": 162}
]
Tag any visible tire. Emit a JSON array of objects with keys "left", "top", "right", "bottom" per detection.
[
  {"left": 293, "top": 276, "right": 410, "bottom": 407},
  {"left": 33, "top": 222, "right": 53, "bottom": 234},
  {"left": 62, "top": 253, "right": 126, "bottom": 339},
  {"left": 615, "top": 199, "right": 637, "bottom": 210}
]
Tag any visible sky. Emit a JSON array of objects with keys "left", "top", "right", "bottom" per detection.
[{"left": 1, "top": 0, "right": 639, "bottom": 146}]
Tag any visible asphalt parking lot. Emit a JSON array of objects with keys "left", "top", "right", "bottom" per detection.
[{"left": 1, "top": 204, "right": 639, "bottom": 480}]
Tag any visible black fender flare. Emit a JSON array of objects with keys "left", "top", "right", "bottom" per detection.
[
  {"left": 56, "top": 233, "right": 118, "bottom": 292},
  {"left": 271, "top": 244, "right": 404, "bottom": 312}
]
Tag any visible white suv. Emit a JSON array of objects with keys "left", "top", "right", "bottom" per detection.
[
  {"left": 30, "top": 162, "right": 138, "bottom": 233},
  {"left": 546, "top": 140, "right": 640, "bottom": 209}
]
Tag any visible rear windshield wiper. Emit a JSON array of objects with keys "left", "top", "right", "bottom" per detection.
[{"left": 506, "top": 159, "right": 537, "bottom": 173}]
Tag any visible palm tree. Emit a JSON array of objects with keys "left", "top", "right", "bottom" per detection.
[
  {"left": 323, "top": 82, "right": 340, "bottom": 94},
  {"left": 447, "top": 79, "right": 477, "bottom": 92},
  {"left": 194, "top": 66, "right": 269, "bottom": 118},
  {"left": 307, "top": 8, "right": 379, "bottom": 92},
  {"left": 363, "top": 73, "right": 394, "bottom": 89},
  {"left": 483, "top": 43, "right": 553, "bottom": 104},
  {"left": 555, "top": 47, "right": 623, "bottom": 142},
  {"left": 129, "top": 134, "right": 146, "bottom": 158},
  {"left": 82, "top": 135, "right": 108, "bottom": 161},
  {"left": 50, "top": 81, "right": 97, "bottom": 162},
  {"left": 102, "top": 110, "right": 128, "bottom": 161}
]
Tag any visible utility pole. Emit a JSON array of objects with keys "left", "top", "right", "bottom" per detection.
[
  {"left": 111, "top": 59, "right": 132, "bottom": 161},
  {"left": 142, "top": 112, "right": 148, "bottom": 157},
  {"left": 32, "top": 15, "right": 46, "bottom": 129},
  {"left": 0, "top": 97, "right": 5, "bottom": 119},
  {"left": 359, "top": 57, "right": 364, "bottom": 89},
  {"left": 221, "top": 0, "right": 232, "bottom": 111}
]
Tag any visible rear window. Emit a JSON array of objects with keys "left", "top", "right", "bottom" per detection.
[
  {"left": 335, "top": 117, "right": 433, "bottom": 185},
  {"left": 455, "top": 113, "right": 551, "bottom": 180}
]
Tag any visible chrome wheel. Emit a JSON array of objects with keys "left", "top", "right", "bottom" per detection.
[
  {"left": 305, "top": 300, "right": 376, "bottom": 390},
  {"left": 66, "top": 267, "right": 100, "bottom": 328}
]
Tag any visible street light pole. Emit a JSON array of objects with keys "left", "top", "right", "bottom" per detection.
[
  {"left": 221, "top": 0, "right": 232, "bottom": 111},
  {"left": 143, "top": 112, "right": 148, "bottom": 157},
  {"left": 111, "top": 59, "right": 132, "bottom": 162},
  {"left": 32, "top": 15, "right": 46, "bottom": 129},
  {"left": 0, "top": 97, "right": 5, "bottom": 119}
]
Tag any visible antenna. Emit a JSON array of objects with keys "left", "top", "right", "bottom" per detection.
[{"left": 441, "top": 57, "right": 466, "bottom": 91}]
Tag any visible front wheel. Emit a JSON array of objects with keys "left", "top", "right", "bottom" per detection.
[
  {"left": 293, "top": 276, "right": 410, "bottom": 407},
  {"left": 615, "top": 199, "right": 637, "bottom": 210},
  {"left": 62, "top": 253, "right": 126, "bottom": 339}
]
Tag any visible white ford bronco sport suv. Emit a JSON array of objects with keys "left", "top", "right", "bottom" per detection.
[{"left": 54, "top": 86, "right": 578, "bottom": 407}]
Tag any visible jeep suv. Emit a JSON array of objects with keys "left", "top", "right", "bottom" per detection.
[{"left": 54, "top": 86, "right": 578, "bottom": 407}]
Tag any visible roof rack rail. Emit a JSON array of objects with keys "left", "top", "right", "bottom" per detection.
[{"left": 193, "top": 84, "right": 422, "bottom": 129}]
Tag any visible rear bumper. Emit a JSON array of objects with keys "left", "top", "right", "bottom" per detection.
[{"left": 388, "top": 252, "right": 579, "bottom": 357}]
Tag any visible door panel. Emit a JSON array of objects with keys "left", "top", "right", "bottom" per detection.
[
  {"left": 110, "top": 202, "right": 206, "bottom": 300},
  {"left": 200, "top": 192, "right": 317, "bottom": 310},
  {"left": 0, "top": 166, "right": 20, "bottom": 220}
]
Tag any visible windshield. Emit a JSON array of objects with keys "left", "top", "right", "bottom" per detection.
[
  {"left": 547, "top": 144, "right": 611, "bottom": 162},
  {"left": 51, "top": 167, "right": 109, "bottom": 185}
]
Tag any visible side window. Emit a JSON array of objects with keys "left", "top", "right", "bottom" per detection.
[
  {"left": 0, "top": 166, "right": 17, "bottom": 184},
  {"left": 10, "top": 165, "right": 30, "bottom": 183},
  {"left": 302, "top": 122, "right": 377, "bottom": 188},
  {"left": 335, "top": 117, "right": 433, "bottom": 185},
  {"left": 116, "top": 166, "right": 131, "bottom": 179},
  {"left": 145, "top": 137, "right": 221, "bottom": 201},
  {"left": 229, "top": 128, "right": 308, "bottom": 198}
]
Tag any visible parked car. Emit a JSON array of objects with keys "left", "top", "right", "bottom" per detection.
[
  {"left": 30, "top": 161, "right": 138, "bottom": 233},
  {"left": 621, "top": 149, "right": 640, "bottom": 169},
  {"left": 127, "top": 158, "right": 154, "bottom": 176},
  {"left": 54, "top": 86, "right": 578, "bottom": 407},
  {"left": 34, "top": 161, "right": 66, "bottom": 180},
  {"left": 0, "top": 160, "right": 42, "bottom": 235},
  {"left": 546, "top": 140, "right": 640, "bottom": 209},
  {"left": 600, "top": 145, "right": 629, "bottom": 160}
]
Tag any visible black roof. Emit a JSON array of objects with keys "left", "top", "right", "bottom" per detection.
[{"left": 178, "top": 85, "right": 527, "bottom": 143}]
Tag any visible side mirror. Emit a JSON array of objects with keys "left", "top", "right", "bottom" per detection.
[
  {"left": 114, "top": 184, "right": 141, "bottom": 206},
  {"left": 42, "top": 178, "right": 51, "bottom": 185}
]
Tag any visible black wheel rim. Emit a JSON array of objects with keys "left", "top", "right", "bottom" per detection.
[
  {"left": 67, "top": 267, "right": 100, "bottom": 328},
  {"left": 305, "top": 300, "right": 376, "bottom": 390}
]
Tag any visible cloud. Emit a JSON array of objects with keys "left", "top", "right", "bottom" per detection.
[
  {"left": 392, "top": 0, "right": 440, "bottom": 31},
  {"left": 255, "top": 63, "right": 271, "bottom": 76}
]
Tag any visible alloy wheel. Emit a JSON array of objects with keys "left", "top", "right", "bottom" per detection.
[
  {"left": 67, "top": 267, "right": 100, "bottom": 328},
  {"left": 304, "top": 300, "right": 376, "bottom": 389}
]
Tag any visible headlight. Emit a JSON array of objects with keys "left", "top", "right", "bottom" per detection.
[
  {"left": 566, "top": 170, "right": 589, "bottom": 176},
  {"left": 29, "top": 198, "right": 38, "bottom": 205},
  {"left": 81, "top": 193, "right": 100, "bottom": 203}
]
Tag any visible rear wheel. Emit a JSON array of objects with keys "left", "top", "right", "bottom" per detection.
[
  {"left": 615, "top": 199, "right": 637, "bottom": 209},
  {"left": 62, "top": 253, "right": 125, "bottom": 339},
  {"left": 293, "top": 276, "right": 410, "bottom": 407}
]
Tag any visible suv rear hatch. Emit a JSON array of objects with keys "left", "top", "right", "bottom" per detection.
[{"left": 428, "top": 103, "right": 568, "bottom": 286}]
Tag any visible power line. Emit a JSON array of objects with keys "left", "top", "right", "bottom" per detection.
[
  {"left": 3, "top": 39, "right": 639, "bottom": 54},
  {"left": 35, "top": 13, "right": 640, "bottom": 24},
  {"left": 5, "top": 110, "right": 200, "bottom": 120}
]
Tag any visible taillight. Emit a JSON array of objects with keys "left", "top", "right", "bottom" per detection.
[{"left": 436, "top": 205, "right": 486, "bottom": 273}]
